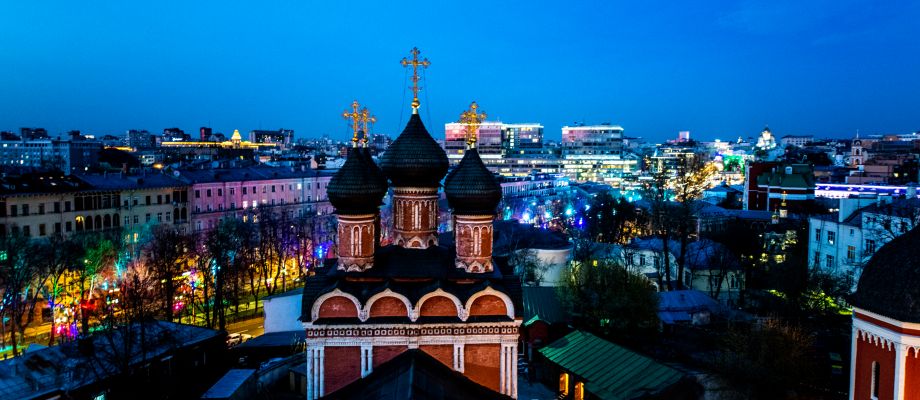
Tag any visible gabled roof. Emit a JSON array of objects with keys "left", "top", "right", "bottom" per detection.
[
  {"left": 539, "top": 331, "right": 686, "bottom": 400},
  {"left": 325, "top": 349, "right": 511, "bottom": 400}
]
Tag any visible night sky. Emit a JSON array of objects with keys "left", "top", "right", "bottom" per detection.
[{"left": 1, "top": 1, "right": 918, "bottom": 142}]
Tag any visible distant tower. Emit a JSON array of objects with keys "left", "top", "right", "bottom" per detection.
[
  {"left": 445, "top": 102, "right": 502, "bottom": 272},
  {"left": 380, "top": 47, "right": 448, "bottom": 249}
]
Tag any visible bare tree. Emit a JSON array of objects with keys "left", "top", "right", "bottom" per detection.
[
  {"left": 37, "top": 234, "right": 84, "bottom": 345},
  {"left": 143, "top": 225, "right": 193, "bottom": 322},
  {"left": 0, "top": 230, "right": 44, "bottom": 355}
]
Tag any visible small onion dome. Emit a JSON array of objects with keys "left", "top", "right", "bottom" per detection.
[
  {"left": 380, "top": 113, "right": 448, "bottom": 187},
  {"left": 328, "top": 147, "right": 387, "bottom": 214},
  {"left": 854, "top": 225, "right": 920, "bottom": 322},
  {"left": 444, "top": 148, "right": 502, "bottom": 215}
]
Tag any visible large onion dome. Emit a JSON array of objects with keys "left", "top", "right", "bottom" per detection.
[
  {"left": 328, "top": 147, "right": 388, "bottom": 214},
  {"left": 379, "top": 113, "right": 449, "bottom": 187},
  {"left": 444, "top": 147, "right": 502, "bottom": 215},
  {"left": 854, "top": 225, "right": 920, "bottom": 322}
]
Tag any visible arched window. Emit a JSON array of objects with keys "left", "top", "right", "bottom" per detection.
[
  {"left": 113, "top": 213, "right": 120, "bottom": 227},
  {"left": 351, "top": 226, "right": 360, "bottom": 255},
  {"left": 103, "top": 214, "right": 111, "bottom": 229},
  {"left": 94, "top": 215, "right": 102, "bottom": 230},
  {"left": 871, "top": 361, "right": 880, "bottom": 399}
]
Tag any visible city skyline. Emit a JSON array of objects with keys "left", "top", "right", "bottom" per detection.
[{"left": 1, "top": 1, "right": 918, "bottom": 142}]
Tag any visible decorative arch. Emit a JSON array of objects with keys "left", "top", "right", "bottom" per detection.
[
  {"left": 310, "top": 289, "right": 361, "bottom": 322},
  {"left": 464, "top": 287, "right": 515, "bottom": 320},
  {"left": 363, "top": 289, "right": 413, "bottom": 320},
  {"left": 415, "top": 289, "right": 463, "bottom": 319}
]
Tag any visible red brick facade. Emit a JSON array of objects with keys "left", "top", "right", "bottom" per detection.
[
  {"left": 369, "top": 296, "right": 409, "bottom": 318},
  {"left": 419, "top": 296, "right": 458, "bottom": 317},
  {"left": 391, "top": 187, "right": 439, "bottom": 249},
  {"left": 373, "top": 345, "right": 407, "bottom": 368},
  {"left": 318, "top": 296, "right": 358, "bottom": 318},
  {"left": 325, "top": 346, "right": 361, "bottom": 394},
  {"left": 421, "top": 344, "right": 454, "bottom": 368},
  {"left": 854, "top": 336, "right": 895, "bottom": 400},
  {"left": 469, "top": 295, "right": 507, "bottom": 317},
  {"left": 465, "top": 344, "right": 501, "bottom": 392},
  {"left": 336, "top": 214, "right": 376, "bottom": 272},
  {"left": 454, "top": 215, "right": 495, "bottom": 273},
  {"left": 907, "top": 348, "right": 920, "bottom": 400}
]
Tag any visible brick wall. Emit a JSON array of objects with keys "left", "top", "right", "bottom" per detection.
[
  {"left": 373, "top": 345, "right": 406, "bottom": 368},
  {"left": 369, "top": 296, "right": 409, "bottom": 318},
  {"left": 317, "top": 296, "right": 358, "bottom": 318},
  {"left": 854, "top": 336, "right": 895, "bottom": 400},
  {"left": 325, "top": 346, "right": 361, "bottom": 394},
  {"left": 421, "top": 344, "right": 454, "bottom": 368},
  {"left": 419, "top": 296, "right": 457, "bottom": 317},
  {"left": 469, "top": 295, "right": 507, "bottom": 316},
  {"left": 906, "top": 347, "right": 920, "bottom": 400},
  {"left": 464, "top": 344, "right": 500, "bottom": 392}
]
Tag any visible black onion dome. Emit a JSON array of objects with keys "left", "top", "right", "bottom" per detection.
[
  {"left": 379, "top": 113, "right": 449, "bottom": 187},
  {"left": 444, "top": 148, "right": 502, "bottom": 215},
  {"left": 328, "top": 147, "right": 387, "bottom": 214},
  {"left": 854, "top": 226, "right": 920, "bottom": 322}
]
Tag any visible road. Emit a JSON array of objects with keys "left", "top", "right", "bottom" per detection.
[{"left": 227, "top": 316, "right": 265, "bottom": 337}]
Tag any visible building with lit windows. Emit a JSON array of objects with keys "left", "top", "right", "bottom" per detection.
[
  {"left": 559, "top": 124, "right": 638, "bottom": 184},
  {"left": 177, "top": 166, "right": 334, "bottom": 235},
  {"left": 0, "top": 172, "right": 188, "bottom": 240},
  {"left": 502, "top": 123, "right": 543, "bottom": 154},
  {"left": 0, "top": 137, "right": 102, "bottom": 174}
]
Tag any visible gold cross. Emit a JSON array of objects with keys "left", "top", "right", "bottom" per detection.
[
  {"left": 400, "top": 47, "right": 430, "bottom": 114},
  {"left": 360, "top": 107, "right": 376, "bottom": 146},
  {"left": 342, "top": 100, "right": 362, "bottom": 145},
  {"left": 459, "top": 101, "right": 487, "bottom": 147}
]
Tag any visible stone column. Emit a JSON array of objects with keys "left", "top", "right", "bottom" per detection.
[
  {"left": 848, "top": 326, "right": 857, "bottom": 400},
  {"left": 894, "top": 343, "right": 906, "bottom": 400},
  {"left": 453, "top": 343, "right": 465, "bottom": 372},
  {"left": 306, "top": 346, "right": 325, "bottom": 400},
  {"left": 361, "top": 344, "right": 373, "bottom": 378}
]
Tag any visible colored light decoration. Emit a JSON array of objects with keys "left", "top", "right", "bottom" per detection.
[{"left": 564, "top": 207, "right": 574, "bottom": 217}]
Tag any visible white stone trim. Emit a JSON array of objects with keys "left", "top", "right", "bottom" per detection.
[
  {"left": 453, "top": 343, "right": 465, "bottom": 372},
  {"left": 414, "top": 289, "right": 464, "bottom": 320},
  {"left": 465, "top": 287, "right": 515, "bottom": 320},
  {"left": 305, "top": 345, "right": 325, "bottom": 400},
  {"left": 851, "top": 311, "right": 920, "bottom": 400},
  {"left": 364, "top": 289, "right": 413, "bottom": 320},
  {"left": 360, "top": 344, "right": 373, "bottom": 378},
  {"left": 854, "top": 315, "right": 920, "bottom": 349},
  {"left": 855, "top": 307, "right": 920, "bottom": 332},
  {"left": 894, "top": 343, "right": 906, "bottom": 400},
  {"left": 310, "top": 289, "right": 362, "bottom": 322}
]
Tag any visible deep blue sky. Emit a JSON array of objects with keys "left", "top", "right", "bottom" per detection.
[{"left": 1, "top": 1, "right": 918, "bottom": 142}]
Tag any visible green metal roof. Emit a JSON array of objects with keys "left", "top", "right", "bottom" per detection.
[
  {"left": 539, "top": 331, "right": 684, "bottom": 400},
  {"left": 522, "top": 286, "right": 567, "bottom": 326}
]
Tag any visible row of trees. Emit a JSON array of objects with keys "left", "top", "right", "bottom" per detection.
[{"left": 0, "top": 206, "right": 332, "bottom": 355}]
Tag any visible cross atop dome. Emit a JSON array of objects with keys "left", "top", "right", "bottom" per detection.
[
  {"left": 360, "top": 107, "right": 376, "bottom": 146},
  {"left": 400, "top": 47, "right": 430, "bottom": 114},
  {"left": 342, "top": 100, "right": 366, "bottom": 146},
  {"left": 459, "top": 101, "right": 487, "bottom": 148}
]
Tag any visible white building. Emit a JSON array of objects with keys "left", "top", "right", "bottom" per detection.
[{"left": 808, "top": 195, "right": 920, "bottom": 282}]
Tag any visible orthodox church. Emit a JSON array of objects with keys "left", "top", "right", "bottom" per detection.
[
  {"left": 300, "top": 48, "right": 522, "bottom": 399},
  {"left": 849, "top": 226, "right": 920, "bottom": 399}
]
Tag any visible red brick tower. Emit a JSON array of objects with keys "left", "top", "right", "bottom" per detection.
[
  {"left": 445, "top": 102, "right": 502, "bottom": 273},
  {"left": 301, "top": 48, "right": 521, "bottom": 400},
  {"left": 849, "top": 227, "right": 920, "bottom": 400},
  {"left": 327, "top": 103, "right": 388, "bottom": 272},
  {"left": 379, "top": 110, "right": 449, "bottom": 249}
]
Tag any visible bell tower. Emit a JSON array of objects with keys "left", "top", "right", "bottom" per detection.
[{"left": 381, "top": 47, "right": 449, "bottom": 249}]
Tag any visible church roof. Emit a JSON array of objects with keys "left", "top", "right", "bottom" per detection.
[
  {"left": 854, "top": 225, "right": 920, "bottom": 322},
  {"left": 444, "top": 148, "right": 502, "bottom": 215},
  {"left": 300, "top": 244, "right": 523, "bottom": 323},
  {"left": 379, "top": 113, "right": 449, "bottom": 187},
  {"left": 324, "top": 349, "right": 511, "bottom": 400}
]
